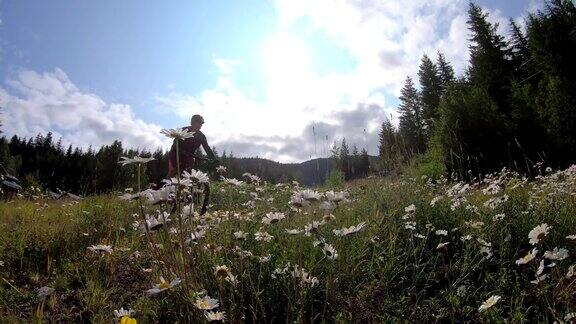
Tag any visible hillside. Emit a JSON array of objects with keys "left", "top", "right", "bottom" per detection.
[{"left": 225, "top": 155, "right": 380, "bottom": 186}]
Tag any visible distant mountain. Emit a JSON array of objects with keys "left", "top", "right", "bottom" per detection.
[{"left": 223, "top": 156, "right": 380, "bottom": 186}]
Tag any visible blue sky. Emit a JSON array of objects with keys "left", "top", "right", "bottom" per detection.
[{"left": 0, "top": 0, "right": 540, "bottom": 162}]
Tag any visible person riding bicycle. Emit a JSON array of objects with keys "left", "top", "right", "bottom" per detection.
[{"left": 167, "top": 114, "right": 217, "bottom": 178}]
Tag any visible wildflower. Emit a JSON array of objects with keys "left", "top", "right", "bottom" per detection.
[
  {"left": 289, "top": 194, "right": 308, "bottom": 207},
  {"left": 261, "top": 212, "right": 286, "bottom": 225},
  {"left": 195, "top": 295, "right": 220, "bottom": 310},
  {"left": 528, "top": 223, "right": 552, "bottom": 245},
  {"left": 325, "top": 190, "right": 348, "bottom": 203},
  {"left": 222, "top": 177, "right": 244, "bottom": 186},
  {"left": 480, "top": 246, "right": 493, "bottom": 259},
  {"left": 565, "top": 313, "right": 576, "bottom": 321},
  {"left": 214, "top": 265, "right": 231, "bottom": 278},
  {"left": 145, "top": 214, "right": 168, "bottom": 231},
  {"left": 478, "top": 295, "right": 501, "bottom": 312},
  {"left": 493, "top": 213, "right": 505, "bottom": 221},
  {"left": 258, "top": 254, "right": 271, "bottom": 263},
  {"left": 300, "top": 189, "right": 321, "bottom": 201},
  {"left": 146, "top": 276, "right": 181, "bottom": 296},
  {"left": 186, "top": 229, "right": 207, "bottom": 243},
  {"left": 430, "top": 196, "right": 442, "bottom": 207},
  {"left": 204, "top": 244, "right": 223, "bottom": 253},
  {"left": 205, "top": 311, "right": 226, "bottom": 322},
  {"left": 465, "top": 221, "right": 484, "bottom": 229},
  {"left": 118, "top": 156, "right": 154, "bottom": 166},
  {"left": 290, "top": 265, "right": 319, "bottom": 286},
  {"left": 436, "top": 242, "right": 449, "bottom": 250},
  {"left": 233, "top": 230, "right": 248, "bottom": 240},
  {"left": 414, "top": 233, "right": 425, "bottom": 239},
  {"left": 114, "top": 308, "right": 136, "bottom": 323},
  {"left": 566, "top": 235, "right": 576, "bottom": 240},
  {"left": 461, "top": 235, "right": 472, "bottom": 241},
  {"left": 37, "top": 286, "right": 54, "bottom": 300},
  {"left": 183, "top": 169, "right": 210, "bottom": 183},
  {"left": 304, "top": 221, "right": 325, "bottom": 236},
  {"left": 87, "top": 244, "right": 113, "bottom": 254},
  {"left": 160, "top": 128, "right": 194, "bottom": 139},
  {"left": 516, "top": 248, "right": 538, "bottom": 265},
  {"left": 531, "top": 273, "right": 549, "bottom": 284},
  {"left": 224, "top": 274, "right": 239, "bottom": 286},
  {"left": 435, "top": 229, "right": 448, "bottom": 236},
  {"left": 333, "top": 222, "right": 367, "bottom": 236},
  {"left": 404, "top": 222, "right": 416, "bottom": 230},
  {"left": 216, "top": 165, "right": 227, "bottom": 173},
  {"left": 477, "top": 238, "right": 491, "bottom": 247},
  {"left": 321, "top": 243, "right": 338, "bottom": 260},
  {"left": 254, "top": 231, "right": 273, "bottom": 242},
  {"left": 285, "top": 229, "right": 302, "bottom": 235},
  {"left": 536, "top": 260, "right": 545, "bottom": 276},
  {"left": 404, "top": 204, "right": 416, "bottom": 213},
  {"left": 543, "top": 247, "right": 569, "bottom": 260}
]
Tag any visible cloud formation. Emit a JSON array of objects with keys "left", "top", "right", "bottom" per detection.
[{"left": 0, "top": 68, "right": 169, "bottom": 152}]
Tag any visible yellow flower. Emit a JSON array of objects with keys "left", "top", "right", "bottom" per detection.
[{"left": 120, "top": 316, "right": 137, "bottom": 324}]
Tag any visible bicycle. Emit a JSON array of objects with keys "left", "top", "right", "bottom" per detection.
[{"left": 169, "top": 154, "right": 216, "bottom": 216}]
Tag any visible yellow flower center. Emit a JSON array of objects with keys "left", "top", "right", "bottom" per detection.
[
  {"left": 159, "top": 281, "right": 170, "bottom": 290},
  {"left": 120, "top": 316, "right": 137, "bottom": 324}
]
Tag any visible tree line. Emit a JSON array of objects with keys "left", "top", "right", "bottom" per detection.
[{"left": 378, "top": 1, "right": 576, "bottom": 179}]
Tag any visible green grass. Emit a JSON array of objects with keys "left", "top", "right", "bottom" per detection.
[{"left": 1, "top": 167, "right": 576, "bottom": 322}]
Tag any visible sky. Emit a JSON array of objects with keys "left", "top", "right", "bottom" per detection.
[{"left": 0, "top": 0, "right": 542, "bottom": 162}]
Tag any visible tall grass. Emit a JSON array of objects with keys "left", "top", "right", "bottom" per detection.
[{"left": 1, "top": 164, "right": 575, "bottom": 322}]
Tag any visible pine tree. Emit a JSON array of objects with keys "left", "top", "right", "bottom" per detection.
[
  {"left": 418, "top": 54, "right": 442, "bottom": 133},
  {"left": 436, "top": 52, "right": 455, "bottom": 94},
  {"left": 467, "top": 2, "right": 512, "bottom": 109},
  {"left": 339, "top": 139, "right": 350, "bottom": 179},
  {"left": 398, "top": 77, "right": 425, "bottom": 155}
]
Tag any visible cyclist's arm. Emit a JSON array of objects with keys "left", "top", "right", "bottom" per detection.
[{"left": 200, "top": 135, "right": 216, "bottom": 160}]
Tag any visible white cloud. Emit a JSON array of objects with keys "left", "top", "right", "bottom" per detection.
[
  {"left": 0, "top": 68, "right": 169, "bottom": 152},
  {"left": 158, "top": 1, "right": 479, "bottom": 162}
]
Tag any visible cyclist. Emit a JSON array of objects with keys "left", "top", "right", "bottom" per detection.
[{"left": 167, "top": 114, "right": 217, "bottom": 178}]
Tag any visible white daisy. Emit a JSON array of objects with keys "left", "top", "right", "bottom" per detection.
[
  {"left": 195, "top": 295, "right": 220, "bottom": 310},
  {"left": 333, "top": 222, "right": 367, "bottom": 236},
  {"left": 118, "top": 156, "right": 154, "bottom": 166},
  {"left": 160, "top": 128, "right": 194, "bottom": 139},
  {"left": 146, "top": 276, "right": 181, "bottom": 296},
  {"left": 261, "top": 212, "right": 286, "bottom": 225},
  {"left": 528, "top": 223, "right": 552, "bottom": 245},
  {"left": 204, "top": 310, "right": 226, "bottom": 322},
  {"left": 254, "top": 231, "right": 273, "bottom": 242},
  {"left": 516, "top": 248, "right": 538, "bottom": 265},
  {"left": 87, "top": 244, "right": 113, "bottom": 254},
  {"left": 478, "top": 295, "right": 501, "bottom": 312},
  {"left": 543, "top": 247, "right": 569, "bottom": 260},
  {"left": 233, "top": 230, "right": 248, "bottom": 240},
  {"left": 113, "top": 307, "right": 135, "bottom": 318}
]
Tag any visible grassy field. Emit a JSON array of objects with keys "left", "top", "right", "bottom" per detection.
[{"left": 1, "top": 165, "right": 576, "bottom": 323}]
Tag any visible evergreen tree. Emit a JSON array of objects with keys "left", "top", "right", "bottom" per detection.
[
  {"left": 398, "top": 77, "right": 425, "bottom": 155},
  {"left": 436, "top": 52, "right": 455, "bottom": 94},
  {"left": 467, "top": 2, "right": 512, "bottom": 110},
  {"left": 418, "top": 54, "right": 442, "bottom": 133}
]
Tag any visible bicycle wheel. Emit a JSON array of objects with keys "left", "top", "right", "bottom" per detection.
[{"left": 196, "top": 182, "right": 210, "bottom": 215}]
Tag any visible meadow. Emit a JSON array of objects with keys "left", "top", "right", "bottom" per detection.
[{"left": 1, "top": 160, "right": 576, "bottom": 323}]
